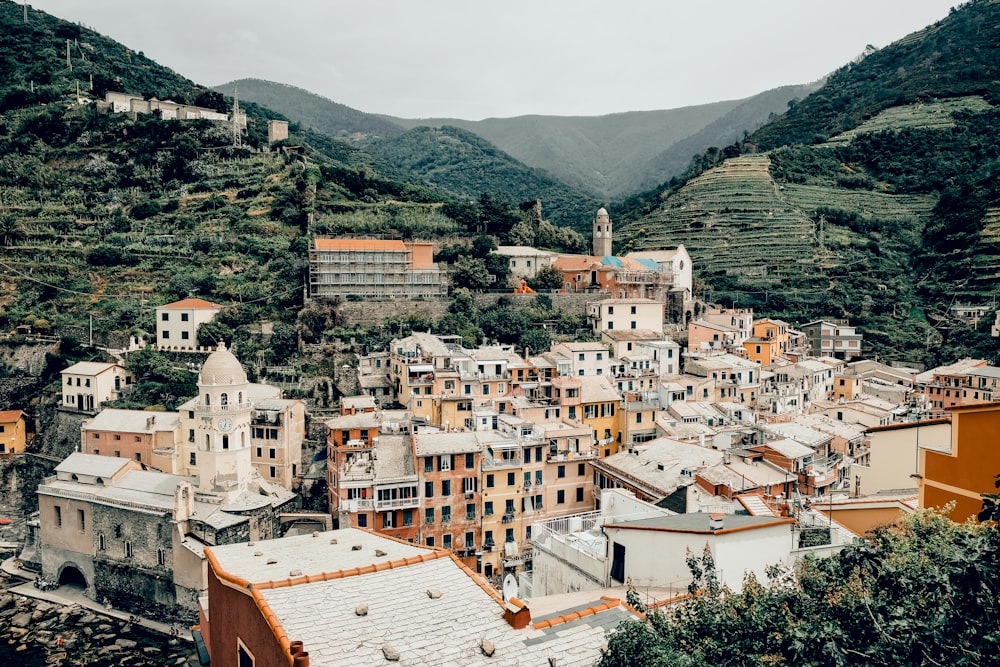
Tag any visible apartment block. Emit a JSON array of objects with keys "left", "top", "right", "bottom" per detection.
[{"left": 309, "top": 238, "right": 446, "bottom": 299}]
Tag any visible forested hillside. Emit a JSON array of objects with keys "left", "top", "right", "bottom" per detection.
[{"left": 620, "top": 0, "right": 1000, "bottom": 365}]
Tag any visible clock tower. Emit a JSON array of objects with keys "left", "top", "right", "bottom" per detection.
[
  {"left": 193, "top": 342, "right": 254, "bottom": 500},
  {"left": 592, "top": 207, "right": 612, "bottom": 257}
]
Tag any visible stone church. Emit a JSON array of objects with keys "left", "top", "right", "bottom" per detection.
[{"left": 24, "top": 344, "right": 296, "bottom": 621}]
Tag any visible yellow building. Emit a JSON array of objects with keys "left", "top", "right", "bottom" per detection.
[
  {"left": 0, "top": 410, "right": 27, "bottom": 455},
  {"left": 578, "top": 376, "right": 621, "bottom": 457}
]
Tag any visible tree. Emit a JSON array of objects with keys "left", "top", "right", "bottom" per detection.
[
  {"left": 519, "top": 327, "right": 550, "bottom": 356},
  {"left": 479, "top": 306, "right": 531, "bottom": 345},
  {"left": 599, "top": 508, "right": 1000, "bottom": 667},
  {"left": 197, "top": 320, "right": 234, "bottom": 348},
  {"left": 472, "top": 234, "right": 498, "bottom": 259},
  {"left": 450, "top": 256, "right": 492, "bottom": 291},
  {"left": 528, "top": 265, "right": 565, "bottom": 291}
]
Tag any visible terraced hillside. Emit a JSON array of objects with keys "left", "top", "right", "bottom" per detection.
[{"left": 823, "top": 96, "right": 993, "bottom": 145}]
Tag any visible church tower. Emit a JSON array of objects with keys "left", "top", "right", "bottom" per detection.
[
  {"left": 592, "top": 207, "right": 612, "bottom": 257},
  {"left": 193, "top": 342, "right": 254, "bottom": 501}
]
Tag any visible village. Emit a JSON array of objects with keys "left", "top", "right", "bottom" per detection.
[{"left": 0, "top": 204, "right": 996, "bottom": 666}]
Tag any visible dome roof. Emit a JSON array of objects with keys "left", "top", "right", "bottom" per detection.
[
  {"left": 596, "top": 207, "right": 608, "bottom": 216},
  {"left": 199, "top": 342, "right": 247, "bottom": 386}
]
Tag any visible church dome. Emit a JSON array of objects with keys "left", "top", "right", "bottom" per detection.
[
  {"left": 596, "top": 207, "right": 608, "bottom": 216},
  {"left": 199, "top": 342, "right": 247, "bottom": 386}
]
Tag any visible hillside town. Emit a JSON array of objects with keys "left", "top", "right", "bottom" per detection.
[{"left": 2, "top": 207, "right": 997, "bottom": 666}]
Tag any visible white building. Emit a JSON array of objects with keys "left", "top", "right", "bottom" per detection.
[
  {"left": 494, "top": 246, "right": 557, "bottom": 279},
  {"left": 588, "top": 298, "right": 664, "bottom": 335},
  {"left": 61, "top": 362, "right": 132, "bottom": 413},
  {"left": 156, "top": 298, "right": 223, "bottom": 350}
]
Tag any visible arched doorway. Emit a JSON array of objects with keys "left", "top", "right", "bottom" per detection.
[{"left": 57, "top": 564, "right": 87, "bottom": 588}]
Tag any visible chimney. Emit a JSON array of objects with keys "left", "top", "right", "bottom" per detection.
[
  {"left": 503, "top": 597, "right": 531, "bottom": 630},
  {"left": 709, "top": 513, "right": 725, "bottom": 531},
  {"left": 146, "top": 416, "right": 155, "bottom": 429}
]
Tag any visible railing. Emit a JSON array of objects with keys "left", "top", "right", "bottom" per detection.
[
  {"left": 482, "top": 452, "right": 522, "bottom": 470},
  {"left": 374, "top": 497, "right": 420, "bottom": 511},
  {"left": 336, "top": 498, "right": 374, "bottom": 511},
  {"left": 192, "top": 401, "right": 253, "bottom": 417}
]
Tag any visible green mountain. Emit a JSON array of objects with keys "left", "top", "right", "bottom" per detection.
[
  {"left": 225, "top": 77, "right": 817, "bottom": 201},
  {"left": 214, "top": 78, "right": 405, "bottom": 142},
  {"left": 390, "top": 85, "right": 820, "bottom": 199},
  {"left": 620, "top": 0, "right": 1000, "bottom": 364},
  {"left": 363, "top": 125, "right": 601, "bottom": 231}
]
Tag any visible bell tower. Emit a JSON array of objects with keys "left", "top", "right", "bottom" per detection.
[
  {"left": 592, "top": 207, "right": 612, "bottom": 257},
  {"left": 193, "top": 342, "right": 254, "bottom": 499}
]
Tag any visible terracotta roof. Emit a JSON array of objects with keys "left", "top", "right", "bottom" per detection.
[
  {"left": 0, "top": 410, "right": 24, "bottom": 423},
  {"left": 314, "top": 238, "right": 407, "bottom": 251},
  {"left": 159, "top": 298, "right": 222, "bottom": 309}
]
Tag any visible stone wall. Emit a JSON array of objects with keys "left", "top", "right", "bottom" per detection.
[
  {"left": 336, "top": 298, "right": 450, "bottom": 326},
  {"left": 336, "top": 292, "right": 593, "bottom": 327}
]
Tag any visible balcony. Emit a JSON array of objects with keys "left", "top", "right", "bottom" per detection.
[
  {"left": 482, "top": 451, "right": 522, "bottom": 470},
  {"left": 192, "top": 401, "right": 252, "bottom": 417},
  {"left": 374, "top": 497, "right": 420, "bottom": 511},
  {"left": 502, "top": 542, "right": 533, "bottom": 568}
]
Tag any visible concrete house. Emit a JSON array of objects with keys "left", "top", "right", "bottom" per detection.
[
  {"left": 156, "top": 298, "right": 223, "bottom": 350},
  {"left": 61, "top": 362, "right": 132, "bottom": 413},
  {"left": 0, "top": 410, "right": 27, "bottom": 455}
]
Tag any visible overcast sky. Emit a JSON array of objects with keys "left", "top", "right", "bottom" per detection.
[{"left": 29, "top": 0, "right": 958, "bottom": 120}]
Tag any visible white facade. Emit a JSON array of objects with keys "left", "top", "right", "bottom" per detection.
[
  {"left": 626, "top": 245, "right": 693, "bottom": 299},
  {"left": 588, "top": 298, "right": 664, "bottom": 335},
  {"left": 61, "top": 362, "right": 132, "bottom": 413},
  {"left": 156, "top": 298, "right": 223, "bottom": 350},
  {"left": 494, "top": 246, "right": 556, "bottom": 279}
]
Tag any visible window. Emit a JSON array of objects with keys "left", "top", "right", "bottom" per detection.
[
  {"left": 576, "top": 487, "right": 584, "bottom": 502},
  {"left": 439, "top": 455, "right": 451, "bottom": 471},
  {"left": 630, "top": 321, "right": 637, "bottom": 329},
  {"left": 425, "top": 536, "right": 435, "bottom": 547},
  {"left": 463, "top": 477, "right": 477, "bottom": 493},
  {"left": 441, "top": 506, "right": 451, "bottom": 523},
  {"left": 98, "top": 533, "right": 105, "bottom": 550},
  {"left": 486, "top": 474, "right": 495, "bottom": 488},
  {"left": 578, "top": 463, "right": 585, "bottom": 476},
  {"left": 256, "top": 447, "right": 263, "bottom": 458},
  {"left": 442, "top": 480, "right": 451, "bottom": 496},
  {"left": 54, "top": 505, "right": 62, "bottom": 527},
  {"left": 135, "top": 453, "right": 142, "bottom": 463},
  {"left": 238, "top": 640, "right": 255, "bottom": 667},
  {"left": 608, "top": 306, "right": 614, "bottom": 315},
  {"left": 578, "top": 353, "right": 585, "bottom": 361},
  {"left": 157, "top": 548, "right": 166, "bottom": 566},
  {"left": 269, "top": 466, "right": 276, "bottom": 478},
  {"left": 357, "top": 514, "right": 367, "bottom": 528},
  {"left": 181, "top": 331, "right": 189, "bottom": 340},
  {"left": 124, "top": 541, "right": 133, "bottom": 558},
  {"left": 424, "top": 482, "right": 434, "bottom": 498},
  {"left": 485, "top": 501, "right": 494, "bottom": 516},
  {"left": 505, "top": 528, "right": 515, "bottom": 543},
  {"left": 424, "top": 457, "right": 433, "bottom": 473},
  {"left": 425, "top": 508, "right": 435, "bottom": 524},
  {"left": 188, "top": 429, "right": 195, "bottom": 443},
  {"left": 161, "top": 313, "right": 169, "bottom": 321},
  {"left": 161, "top": 331, "right": 169, "bottom": 339},
  {"left": 382, "top": 512, "right": 393, "bottom": 528},
  {"left": 78, "top": 509, "right": 85, "bottom": 532},
  {"left": 443, "top": 534, "right": 452, "bottom": 549},
  {"left": 507, "top": 472, "right": 515, "bottom": 486},
  {"left": 114, "top": 434, "right": 121, "bottom": 441},
  {"left": 465, "top": 531, "right": 475, "bottom": 549},
  {"left": 557, "top": 465, "right": 566, "bottom": 478},
  {"left": 189, "top": 452, "right": 196, "bottom": 465},
  {"left": 466, "top": 503, "right": 475, "bottom": 520},
  {"left": 597, "top": 352, "right": 603, "bottom": 361},
  {"left": 557, "top": 490, "right": 565, "bottom": 504},
  {"left": 465, "top": 453, "right": 475, "bottom": 470},
  {"left": 269, "top": 448, "right": 276, "bottom": 459}
]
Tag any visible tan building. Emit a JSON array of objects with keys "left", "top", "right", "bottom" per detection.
[
  {"left": 81, "top": 409, "right": 181, "bottom": 468},
  {"left": 851, "top": 419, "right": 951, "bottom": 497},
  {"left": 267, "top": 119, "right": 288, "bottom": 144},
  {"left": 309, "top": 238, "right": 446, "bottom": 299},
  {"left": 61, "top": 362, "right": 132, "bottom": 414},
  {"left": 495, "top": 246, "right": 557, "bottom": 279},
  {"left": 0, "top": 410, "right": 27, "bottom": 455},
  {"left": 155, "top": 298, "right": 223, "bottom": 351}
]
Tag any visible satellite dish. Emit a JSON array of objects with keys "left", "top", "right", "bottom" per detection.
[{"left": 502, "top": 573, "right": 519, "bottom": 602}]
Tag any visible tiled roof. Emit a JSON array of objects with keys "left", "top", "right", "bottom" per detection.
[
  {"left": 159, "top": 298, "right": 222, "bottom": 310},
  {"left": 84, "top": 408, "right": 179, "bottom": 433},
  {"left": 314, "top": 238, "right": 407, "bottom": 251},
  {"left": 62, "top": 361, "right": 121, "bottom": 376},
  {"left": 0, "top": 410, "right": 24, "bottom": 423}
]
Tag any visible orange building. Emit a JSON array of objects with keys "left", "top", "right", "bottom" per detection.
[
  {"left": 0, "top": 410, "right": 27, "bottom": 455},
  {"left": 552, "top": 255, "right": 672, "bottom": 300},
  {"left": 919, "top": 402, "right": 1000, "bottom": 521}
]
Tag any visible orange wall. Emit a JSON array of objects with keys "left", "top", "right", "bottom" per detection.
[
  {"left": 922, "top": 408, "right": 1000, "bottom": 521},
  {"left": 819, "top": 506, "right": 907, "bottom": 537},
  {"left": 407, "top": 242, "right": 435, "bottom": 268}
]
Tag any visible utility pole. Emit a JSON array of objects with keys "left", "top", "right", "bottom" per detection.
[
  {"left": 23, "top": 2, "right": 28, "bottom": 24},
  {"left": 66, "top": 39, "right": 72, "bottom": 71}
]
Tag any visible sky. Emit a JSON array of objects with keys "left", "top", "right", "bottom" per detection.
[{"left": 28, "top": 0, "right": 959, "bottom": 120}]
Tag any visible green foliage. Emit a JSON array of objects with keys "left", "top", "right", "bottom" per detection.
[
  {"left": 478, "top": 306, "right": 531, "bottom": 345},
  {"left": 527, "top": 265, "right": 565, "bottom": 291},
  {"left": 450, "top": 256, "right": 491, "bottom": 291},
  {"left": 600, "top": 510, "right": 1000, "bottom": 667},
  {"left": 118, "top": 348, "right": 197, "bottom": 409}
]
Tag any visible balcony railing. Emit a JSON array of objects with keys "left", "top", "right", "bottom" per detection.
[
  {"left": 192, "top": 401, "right": 252, "bottom": 417},
  {"left": 482, "top": 452, "right": 522, "bottom": 470},
  {"left": 374, "top": 497, "right": 420, "bottom": 511}
]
